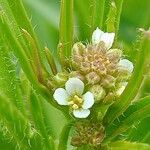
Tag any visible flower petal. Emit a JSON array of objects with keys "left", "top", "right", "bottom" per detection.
[
  {"left": 82, "top": 92, "right": 94, "bottom": 109},
  {"left": 92, "top": 27, "right": 104, "bottom": 44},
  {"left": 118, "top": 59, "right": 134, "bottom": 73},
  {"left": 73, "top": 109, "right": 90, "bottom": 118},
  {"left": 100, "top": 32, "right": 115, "bottom": 49},
  {"left": 65, "top": 78, "right": 84, "bottom": 95},
  {"left": 53, "top": 88, "right": 69, "bottom": 105}
]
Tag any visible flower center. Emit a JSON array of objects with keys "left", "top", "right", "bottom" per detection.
[{"left": 68, "top": 95, "right": 83, "bottom": 110}]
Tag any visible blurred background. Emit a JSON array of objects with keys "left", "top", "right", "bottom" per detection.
[{"left": 23, "top": 0, "right": 150, "bottom": 51}]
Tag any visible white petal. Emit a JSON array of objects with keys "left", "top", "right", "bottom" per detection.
[
  {"left": 92, "top": 27, "right": 104, "bottom": 44},
  {"left": 65, "top": 78, "right": 84, "bottom": 95},
  {"left": 100, "top": 32, "right": 115, "bottom": 49},
  {"left": 73, "top": 109, "right": 90, "bottom": 118},
  {"left": 82, "top": 92, "right": 94, "bottom": 109},
  {"left": 118, "top": 59, "right": 134, "bottom": 73},
  {"left": 53, "top": 88, "right": 69, "bottom": 105}
]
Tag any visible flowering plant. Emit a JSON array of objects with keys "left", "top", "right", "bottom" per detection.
[{"left": 0, "top": 0, "right": 150, "bottom": 149}]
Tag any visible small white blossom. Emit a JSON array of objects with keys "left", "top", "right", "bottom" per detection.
[
  {"left": 53, "top": 78, "right": 94, "bottom": 118},
  {"left": 118, "top": 59, "right": 134, "bottom": 73},
  {"left": 92, "top": 27, "right": 115, "bottom": 49}
]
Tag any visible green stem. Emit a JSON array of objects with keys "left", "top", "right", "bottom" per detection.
[
  {"left": 94, "top": 0, "right": 106, "bottom": 29},
  {"left": 108, "top": 141, "right": 150, "bottom": 149},
  {"left": 58, "top": 121, "right": 74, "bottom": 150},
  {"left": 114, "top": 0, "right": 124, "bottom": 34}
]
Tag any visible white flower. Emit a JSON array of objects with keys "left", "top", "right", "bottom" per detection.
[
  {"left": 118, "top": 59, "right": 134, "bottom": 73},
  {"left": 92, "top": 27, "right": 115, "bottom": 49},
  {"left": 53, "top": 78, "right": 94, "bottom": 118}
]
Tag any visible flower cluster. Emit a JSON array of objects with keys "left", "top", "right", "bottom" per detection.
[
  {"left": 71, "top": 28, "right": 133, "bottom": 103},
  {"left": 53, "top": 28, "right": 134, "bottom": 118},
  {"left": 71, "top": 121, "right": 105, "bottom": 147}
]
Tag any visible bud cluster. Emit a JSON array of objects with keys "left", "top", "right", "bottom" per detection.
[
  {"left": 71, "top": 42, "right": 131, "bottom": 103},
  {"left": 71, "top": 121, "right": 105, "bottom": 147}
]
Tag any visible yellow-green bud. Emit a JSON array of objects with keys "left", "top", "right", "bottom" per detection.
[
  {"left": 72, "top": 42, "right": 85, "bottom": 56},
  {"left": 101, "top": 75, "right": 116, "bottom": 88},
  {"left": 53, "top": 72, "right": 68, "bottom": 87},
  {"left": 69, "top": 71, "right": 85, "bottom": 81},
  {"left": 90, "top": 85, "right": 106, "bottom": 103},
  {"left": 103, "top": 92, "right": 115, "bottom": 104}
]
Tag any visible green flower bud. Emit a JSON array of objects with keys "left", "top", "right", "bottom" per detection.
[
  {"left": 90, "top": 85, "right": 106, "bottom": 103},
  {"left": 101, "top": 75, "right": 116, "bottom": 88},
  {"left": 69, "top": 71, "right": 85, "bottom": 81},
  {"left": 103, "top": 92, "right": 116, "bottom": 104},
  {"left": 53, "top": 72, "right": 68, "bottom": 87},
  {"left": 72, "top": 42, "right": 85, "bottom": 56}
]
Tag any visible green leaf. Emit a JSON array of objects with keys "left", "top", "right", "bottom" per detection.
[
  {"left": 0, "top": 13, "right": 60, "bottom": 111},
  {"left": 104, "top": 96, "right": 150, "bottom": 142},
  {"left": 103, "top": 29, "right": 150, "bottom": 126},
  {"left": 108, "top": 141, "right": 150, "bottom": 150},
  {"left": 0, "top": 14, "right": 37, "bottom": 85},
  {"left": 127, "top": 117, "right": 150, "bottom": 144},
  {"left": 114, "top": 0, "right": 124, "bottom": 34},
  {"left": 0, "top": 94, "right": 31, "bottom": 149},
  {"left": 6, "top": 0, "right": 36, "bottom": 39},
  {"left": 59, "top": 0, "right": 73, "bottom": 58},
  {"left": 30, "top": 91, "right": 55, "bottom": 149},
  {"left": 0, "top": 38, "right": 26, "bottom": 115},
  {"left": 94, "top": 0, "right": 106, "bottom": 29},
  {"left": 74, "top": 0, "right": 95, "bottom": 41},
  {"left": 106, "top": 0, "right": 117, "bottom": 32}
]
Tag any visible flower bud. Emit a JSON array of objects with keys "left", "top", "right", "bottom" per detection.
[
  {"left": 101, "top": 75, "right": 116, "bottom": 88},
  {"left": 72, "top": 42, "right": 85, "bottom": 56},
  {"left": 69, "top": 71, "right": 85, "bottom": 81},
  {"left": 106, "top": 49, "right": 122, "bottom": 63},
  {"left": 103, "top": 92, "right": 115, "bottom": 104},
  {"left": 117, "top": 68, "right": 131, "bottom": 81},
  {"left": 53, "top": 72, "right": 68, "bottom": 87},
  {"left": 86, "top": 72, "right": 100, "bottom": 84},
  {"left": 71, "top": 121, "right": 105, "bottom": 147},
  {"left": 90, "top": 85, "right": 106, "bottom": 103}
]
